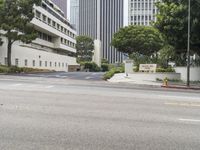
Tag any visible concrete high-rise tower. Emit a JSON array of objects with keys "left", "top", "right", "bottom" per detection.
[
  {"left": 128, "top": 0, "right": 158, "bottom": 26},
  {"left": 70, "top": 0, "right": 79, "bottom": 33},
  {"left": 79, "top": 0, "right": 124, "bottom": 63},
  {"left": 51, "top": 0, "right": 67, "bottom": 18}
]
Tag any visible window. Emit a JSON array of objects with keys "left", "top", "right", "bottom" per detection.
[
  {"left": 33, "top": 60, "right": 35, "bottom": 67},
  {"left": 57, "top": 24, "right": 60, "bottom": 30},
  {"left": 42, "top": 15, "right": 47, "bottom": 22},
  {"left": 48, "top": 18, "right": 51, "bottom": 25},
  {"left": 52, "top": 21, "right": 56, "bottom": 27},
  {"left": 45, "top": 61, "right": 47, "bottom": 67},
  {"left": 43, "top": 33, "right": 48, "bottom": 41},
  {"left": 35, "top": 11, "right": 41, "bottom": 19},
  {"left": 39, "top": 61, "right": 42, "bottom": 67},
  {"left": 15, "top": 58, "right": 19, "bottom": 66},
  {"left": 47, "top": 36, "right": 52, "bottom": 42},
  {"left": 24, "top": 59, "right": 28, "bottom": 66},
  {"left": 55, "top": 62, "right": 57, "bottom": 67},
  {"left": 38, "top": 31, "right": 42, "bottom": 39},
  {"left": 50, "top": 62, "right": 52, "bottom": 67},
  {"left": 4, "top": 57, "right": 7, "bottom": 65}
]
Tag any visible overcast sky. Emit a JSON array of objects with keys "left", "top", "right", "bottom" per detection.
[{"left": 67, "top": 0, "right": 129, "bottom": 26}]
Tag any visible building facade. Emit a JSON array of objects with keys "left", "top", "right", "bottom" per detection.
[
  {"left": 70, "top": 0, "right": 79, "bottom": 34},
  {"left": 51, "top": 0, "right": 67, "bottom": 18},
  {"left": 79, "top": 0, "right": 124, "bottom": 63},
  {"left": 128, "top": 0, "right": 158, "bottom": 26},
  {"left": 0, "top": 0, "right": 77, "bottom": 72}
]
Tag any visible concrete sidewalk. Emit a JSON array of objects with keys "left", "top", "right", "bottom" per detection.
[
  {"left": 108, "top": 73, "right": 162, "bottom": 86},
  {"left": 109, "top": 73, "right": 200, "bottom": 90}
]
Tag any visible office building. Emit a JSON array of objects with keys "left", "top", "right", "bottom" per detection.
[
  {"left": 128, "top": 0, "right": 158, "bottom": 26},
  {"left": 70, "top": 0, "right": 79, "bottom": 33},
  {"left": 79, "top": 0, "right": 124, "bottom": 63},
  {"left": 0, "top": 0, "right": 77, "bottom": 71}
]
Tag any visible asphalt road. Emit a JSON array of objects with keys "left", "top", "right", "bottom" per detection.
[
  {"left": 0, "top": 73, "right": 200, "bottom": 150},
  {"left": 13, "top": 71, "right": 105, "bottom": 81}
]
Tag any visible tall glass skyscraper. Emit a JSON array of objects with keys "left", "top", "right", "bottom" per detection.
[
  {"left": 70, "top": 0, "right": 79, "bottom": 33},
  {"left": 51, "top": 0, "right": 67, "bottom": 18},
  {"left": 79, "top": 0, "right": 124, "bottom": 63},
  {"left": 128, "top": 0, "right": 158, "bottom": 26}
]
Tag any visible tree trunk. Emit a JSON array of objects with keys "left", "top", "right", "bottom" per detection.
[{"left": 7, "top": 39, "right": 12, "bottom": 67}]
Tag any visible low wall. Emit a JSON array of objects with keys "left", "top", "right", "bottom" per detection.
[
  {"left": 175, "top": 67, "right": 200, "bottom": 81},
  {"left": 127, "top": 72, "right": 181, "bottom": 81}
]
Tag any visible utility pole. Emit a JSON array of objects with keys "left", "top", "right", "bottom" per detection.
[{"left": 187, "top": 0, "right": 191, "bottom": 87}]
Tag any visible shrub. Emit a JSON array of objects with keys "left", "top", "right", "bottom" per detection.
[
  {"left": 0, "top": 65, "right": 52, "bottom": 73},
  {"left": 81, "top": 62, "right": 101, "bottom": 72},
  {"left": 156, "top": 67, "right": 175, "bottom": 73},
  {"left": 101, "top": 64, "right": 109, "bottom": 72},
  {"left": 0, "top": 65, "right": 9, "bottom": 73},
  {"left": 103, "top": 67, "right": 124, "bottom": 80}
]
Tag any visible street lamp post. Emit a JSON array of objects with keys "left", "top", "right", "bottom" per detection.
[{"left": 187, "top": 0, "right": 191, "bottom": 87}]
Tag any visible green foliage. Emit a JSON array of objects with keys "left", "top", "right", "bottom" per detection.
[
  {"left": 0, "top": 0, "right": 41, "bottom": 66},
  {"left": 111, "top": 25, "right": 164, "bottom": 56},
  {"left": 0, "top": 38, "right": 3, "bottom": 46},
  {"left": 101, "top": 64, "right": 109, "bottom": 72},
  {"left": 154, "top": 0, "right": 200, "bottom": 56},
  {"left": 101, "top": 58, "right": 109, "bottom": 72},
  {"left": 0, "top": 65, "right": 50, "bottom": 73},
  {"left": 101, "top": 58, "right": 109, "bottom": 64},
  {"left": 158, "top": 45, "right": 176, "bottom": 67},
  {"left": 103, "top": 67, "right": 124, "bottom": 80},
  {"left": 80, "top": 62, "right": 100, "bottom": 72},
  {"left": 130, "top": 52, "right": 158, "bottom": 71},
  {"left": 76, "top": 36, "right": 94, "bottom": 62},
  {"left": 156, "top": 67, "right": 175, "bottom": 73}
]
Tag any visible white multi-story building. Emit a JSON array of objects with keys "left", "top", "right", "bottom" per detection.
[
  {"left": 0, "top": 0, "right": 78, "bottom": 72},
  {"left": 128, "top": 0, "right": 158, "bottom": 26}
]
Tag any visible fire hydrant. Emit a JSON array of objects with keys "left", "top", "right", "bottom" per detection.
[{"left": 163, "top": 77, "right": 168, "bottom": 87}]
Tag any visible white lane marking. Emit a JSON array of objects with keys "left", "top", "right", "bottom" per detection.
[
  {"left": 0, "top": 79, "right": 14, "bottom": 81},
  {"left": 85, "top": 77, "right": 93, "bottom": 80},
  {"left": 45, "top": 85, "right": 54, "bottom": 89},
  {"left": 11, "top": 84, "right": 23, "bottom": 87},
  {"left": 179, "top": 118, "right": 200, "bottom": 122},
  {"left": 165, "top": 102, "right": 200, "bottom": 107}
]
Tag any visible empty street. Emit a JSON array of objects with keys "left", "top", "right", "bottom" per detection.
[{"left": 0, "top": 73, "right": 200, "bottom": 150}]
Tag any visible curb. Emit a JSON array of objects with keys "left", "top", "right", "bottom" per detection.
[{"left": 161, "top": 85, "right": 200, "bottom": 90}]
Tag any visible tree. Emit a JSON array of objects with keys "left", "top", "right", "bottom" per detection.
[
  {"left": 76, "top": 35, "right": 94, "bottom": 62},
  {"left": 0, "top": 0, "right": 3, "bottom": 46},
  {"left": 158, "top": 45, "right": 176, "bottom": 67},
  {"left": 154, "top": 0, "right": 200, "bottom": 56},
  {"left": 0, "top": 0, "right": 41, "bottom": 67},
  {"left": 111, "top": 25, "right": 164, "bottom": 56}
]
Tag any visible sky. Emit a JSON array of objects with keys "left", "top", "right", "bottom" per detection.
[{"left": 67, "top": 0, "right": 129, "bottom": 26}]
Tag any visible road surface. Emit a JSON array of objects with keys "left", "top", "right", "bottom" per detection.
[{"left": 0, "top": 72, "right": 200, "bottom": 150}]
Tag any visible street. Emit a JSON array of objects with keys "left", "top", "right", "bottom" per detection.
[{"left": 0, "top": 72, "right": 200, "bottom": 150}]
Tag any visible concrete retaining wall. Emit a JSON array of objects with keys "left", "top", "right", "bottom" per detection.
[
  {"left": 175, "top": 67, "right": 200, "bottom": 81},
  {"left": 127, "top": 72, "right": 181, "bottom": 81}
]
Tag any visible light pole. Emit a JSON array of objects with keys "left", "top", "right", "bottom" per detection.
[{"left": 187, "top": 0, "right": 191, "bottom": 87}]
